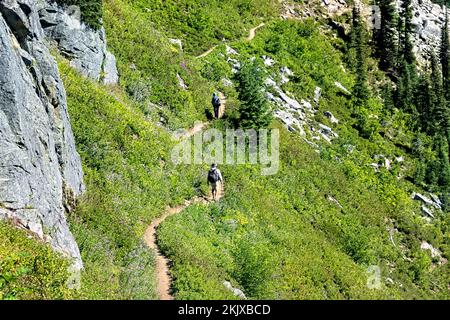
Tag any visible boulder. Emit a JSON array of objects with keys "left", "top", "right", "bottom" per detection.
[
  {"left": 227, "top": 57, "right": 241, "bottom": 73},
  {"left": 326, "top": 195, "right": 343, "bottom": 209},
  {"left": 169, "top": 38, "right": 182, "bottom": 50},
  {"left": 420, "top": 241, "right": 441, "bottom": 259},
  {"left": 226, "top": 45, "right": 239, "bottom": 56},
  {"left": 262, "top": 55, "right": 275, "bottom": 67},
  {"left": 314, "top": 86, "right": 322, "bottom": 105},
  {"left": 223, "top": 281, "right": 246, "bottom": 299},
  {"left": 221, "top": 78, "right": 233, "bottom": 87},
  {"left": 334, "top": 81, "right": 351, "bottom": 95},
  {"left": 324, "top": 111, "right": 339, "bottom": 124},
  {"left": 421, "top": 205, "right": 435, "bottom": 218},
  {"left": 176, "top": 73, "right": 188, "bottom": 90},
  {"left": 430, "top": 194, "right": 443, "bottom": 208},
  {"left": 281, "top": 66, "right": 294, "bottom": 77},
  {"left": 412, "top": 192, "right": 440, "bottom": 209}
]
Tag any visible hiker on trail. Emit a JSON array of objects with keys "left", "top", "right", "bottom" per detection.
[
  {"left": 208, "top": 163, "right": 223, "bottom": 200},
  {"left": 212, "top": 92, "right": 221, "bottom": 119}
]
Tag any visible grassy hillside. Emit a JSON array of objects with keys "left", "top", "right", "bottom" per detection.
[
  {"left": 0, "top": 222, "right": 72, "bottom": 300},
  {"left": 58, "top": 59, "right": 213, "bottom": 299},
  {"left": 124, "top": 0, "right": 280, "bottom": 55},
  {"left": 157, "top": 19, "right": 450, "bottom": 299}
]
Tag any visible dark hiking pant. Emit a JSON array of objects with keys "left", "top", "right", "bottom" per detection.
[{"left": 214, "top": 106, "right": 220, "bottom": 119}]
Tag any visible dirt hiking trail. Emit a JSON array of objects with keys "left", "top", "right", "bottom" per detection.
[
  {"left": 144, "top": 187, "right": 224, "bottom": 300},
  {"left": 144, "top": 92, "right": 227, "bottom": 300},
  {"left": 196, "top": 22, "right": 266, "bottom": 58},
  {"left": 246, "top": 23, "right": 265, "bottom": 41},
  {"left": 144, "top": 21, "right": 257, "bottom": 299}
]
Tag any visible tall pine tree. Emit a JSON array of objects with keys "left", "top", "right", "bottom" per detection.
[
  {"left": 376, "top": 0, "right": 398, "bottom": 74},
  {"left": 350, "top": 4, "right": 370, "bottom": 108},
  {"left": 399, "top": 0, "right": 415, "bottom": 65},
  {"left": 439, "top": 9, "right": 450, "bottom": 158},
  {"left": 430, "top": 52, "right": 447, "bottom": 136},
  {"left": 436, "top": 136, "right": 450, "bottom": 187},
  {"left": 395, "top": 60, "right": 416, "bottom": 113},
  {"left": 441, "top": 9, "right": 450, "bottom": 96},
  {"left": 415, "top": 72, "right": 433, "bottom": 131},
  {"left": 235, "top": 59, "right": 272, "bottom": 129}
]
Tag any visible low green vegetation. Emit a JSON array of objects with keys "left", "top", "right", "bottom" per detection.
[
  {"left": 128, "top": 0, "right": 280, "bottom": 55},
  {"left": 103, "top": 0, "right": 215, "bottom": 130},
  {"left": 157, "top": 17, "right": 450, "bottom": 299},
  {"left": 0, "top": 222, "right": 72, "bottom": 300},
  {"left": 58, "top": 59, "right": 207, "bottom": 299}
]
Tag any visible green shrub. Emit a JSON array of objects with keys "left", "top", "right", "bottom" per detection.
[{"left": 0, "top": 222, "right": 72, "bottom": 300}]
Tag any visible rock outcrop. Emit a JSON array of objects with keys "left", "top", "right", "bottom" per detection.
[
  {"left": 36, "top": 0, "right": 119, "bottom": 84},
  {"left": 0, "top": 0, "right": 84, "bottom": 269},
  {"left": 321, "top": 0, "right": 448, "bottom": 64},
  {"left": 402, "top": 0, "right": 446, "bottom": 64}
]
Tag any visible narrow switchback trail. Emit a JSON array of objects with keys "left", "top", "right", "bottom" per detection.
[
  {"left": 218, "top": 91, "right": 226, "bottom": 119},
  {"left": 144, "top": 93, "right": 226, "bottom": 300},
  {"left": 196, "top": 22, "right": 266, "bottom": 58},
  {"left": 246, "top": 23, "right": 265, "bottom": 41},
  {"left": 144, "top": 18, "right": 256, "bottom": 297},
  {"left": 143, "top": 190, "right": 224, "bottom": 300}
]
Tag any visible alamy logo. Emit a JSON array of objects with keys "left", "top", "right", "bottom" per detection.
[
  {"left": 66, "top": 264, "right": 81, "bottom": 290},
  {"left": 367, "top": 265, "right": 382, "bottom": 290},
  {"left": 67, "top": 5, "right": 81, "bottom": 21},
  {"left": 367, "top": 5, "right": 381, "bottom": 30},
  {"left": 171, "top": 126, "right": 280, "bottom": 176}
]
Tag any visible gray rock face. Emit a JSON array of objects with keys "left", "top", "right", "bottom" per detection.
[
  {"left": 321, "top": 0, "right": 447, "bottom": 64},
  {"left": 0, "top": 0, "right": 84, "bottom": 269},
  {"left": 36, "top": 0, "right": 118, "bottom": 84},
  {"left": 397, "top": 0, "right": 446, "bottom": 63}
]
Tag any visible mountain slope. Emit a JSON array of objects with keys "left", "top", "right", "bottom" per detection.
[{"left": 1, "top": 0, "right": 449, "bottom": 300}]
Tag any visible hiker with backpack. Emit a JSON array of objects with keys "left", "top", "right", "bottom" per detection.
[
  {"left": 208, "top": 163, "right": 223, "bottom": 200},
  {"left": 212, "top": 92, "right": 221, "bottom": 119}
]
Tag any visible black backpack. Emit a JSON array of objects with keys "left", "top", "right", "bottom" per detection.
[
  {"left": 208, "top": 169, "right": 220, "bottom": 183},
  {"left": 212, "top": 96, "right": 221, "bottom": 107}
]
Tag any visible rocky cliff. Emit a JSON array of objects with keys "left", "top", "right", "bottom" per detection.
[
  {"left": 403, "top": 0, "right": 446, "bottom": 63},
  {"left": 321, "top": 0, "right": 447, "bottom": 64},
  {"left": 36, "top": 0, "right": 118, "bottom": 84},
  {"left": 0, "top": 0, "right": 118, "bottom": 270}
]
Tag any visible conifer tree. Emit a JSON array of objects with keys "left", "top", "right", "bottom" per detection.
[
  {"left": 439, "top": 10, "right": 450, "bottom": 152},
  {"left": 376, "top": 0, "right": 398, "bottom": 74},
  {"left": 430, "top": 52, "right": 447, "bottom": 136},
  {"left": 351, "top": 4, "right": 370, "bottom": 108},
  {"left": 395, "top": 59, "right": 418, "bottom": 115},
  {"left": 399, "top": 0, "right": 415, "bottom": 65},
  {"left": 415, "top": 72, "right": 432, "bottom": 131},
  {"left": 441, "top": 10, "right": 450, "bottom": 97},
  {"left": 436, "top": 136, "right": 450, "bottom": 187},
  {"left": 235, "top": 59, "right": 272, "bottom": 129}
]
